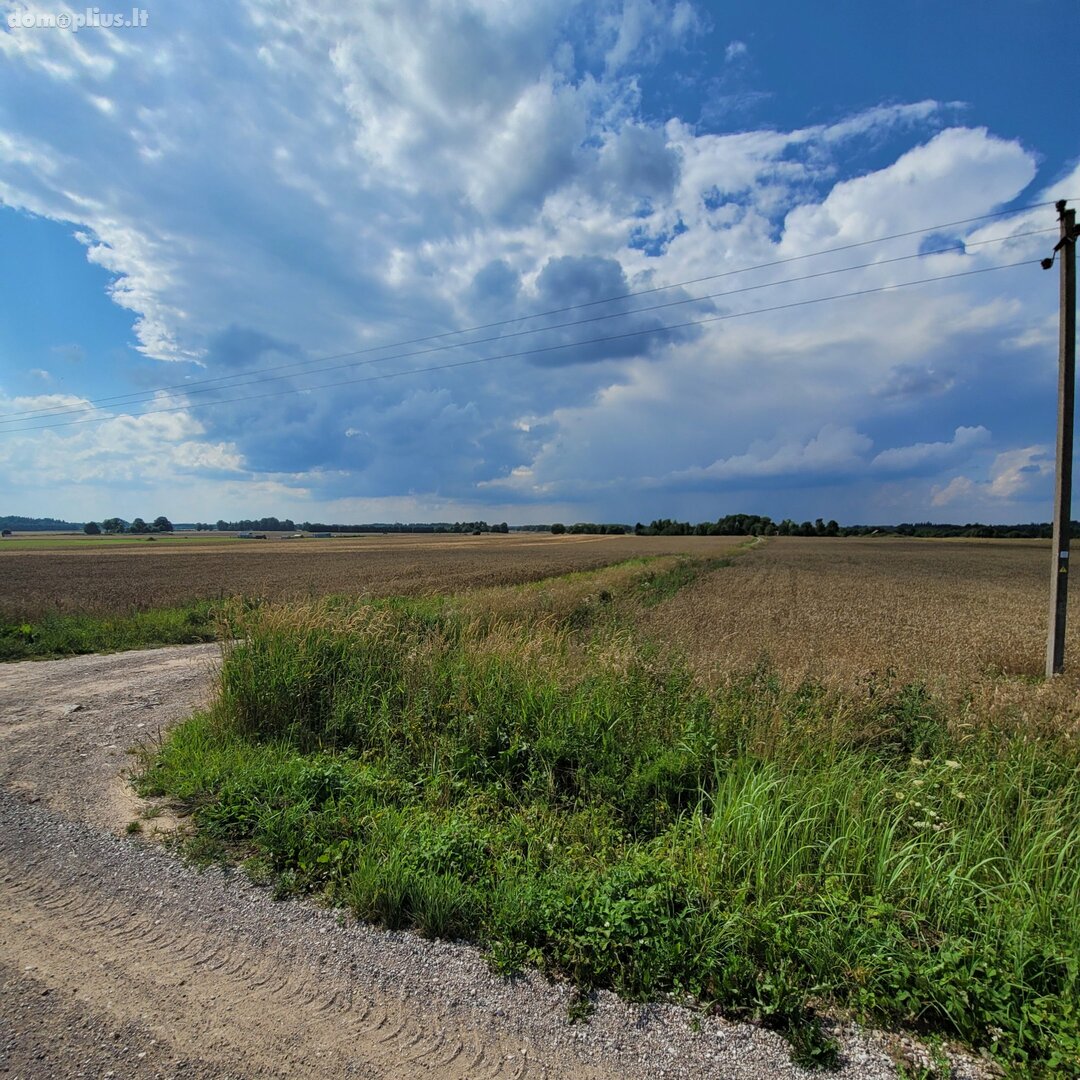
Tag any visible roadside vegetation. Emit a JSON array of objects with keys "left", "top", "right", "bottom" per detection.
[
  {"left": 0, "top": 600, "right": 219, "bottom": 661},
  {"left": 137, "top": 555, "right": 1080, "bottom": 1076}
]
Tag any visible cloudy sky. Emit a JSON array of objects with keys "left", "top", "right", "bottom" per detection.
[{"left": 0, "top": 1, "right": 1077, "bottom": 525}]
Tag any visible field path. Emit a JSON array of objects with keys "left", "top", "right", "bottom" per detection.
[
  {"left": 0, "top": 645, "right": 904, "bottom": 1079},
  {"left": 0, "top": 643, "right": 220, "bottom": 832}
]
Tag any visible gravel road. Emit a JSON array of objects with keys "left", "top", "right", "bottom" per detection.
[{"left": 0, "top": 645, "right": 982, "bottom": 1078}]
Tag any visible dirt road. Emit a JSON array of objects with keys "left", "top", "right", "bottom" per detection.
[{"left": 0, "top": 645, "right": 918, "bottom": 1079}]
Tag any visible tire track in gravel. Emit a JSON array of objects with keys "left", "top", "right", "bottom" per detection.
[
  {"left": 0, "top": 794, "right": 574, "bottom": 1080},
  {"left": 0, "top": 643, "right": 221, "bottom": 834},
  {"left": 0, "top": 646, "right": 914, "bottom": 1080}
]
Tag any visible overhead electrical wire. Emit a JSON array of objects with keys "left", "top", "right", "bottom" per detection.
[
  {"left": 2, "top": 258, "right": 1035, "bottom": 434},
  {"left": 0, "top": 199, "right": 1062, "bottom": 426},
  {"left": 0, "top": 227, "right": 1051, "bottom": 427},
  {"left": 0, "top": 224, "right": 1054, "bottom": 428}
]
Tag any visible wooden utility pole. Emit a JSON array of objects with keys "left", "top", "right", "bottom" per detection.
[{"left": 1046, "top": 200, "right": 1077, "bottom": 677}]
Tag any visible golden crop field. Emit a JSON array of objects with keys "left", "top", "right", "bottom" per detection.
[
  {"left": 0, "top": 532, "right": 744, "bottom": 619},
  {"left": 643, "top": 536, "right": 1080, "bottom": 697},
  {"left": 5, "top": 533, "right": 1074, "bottom": 682}
]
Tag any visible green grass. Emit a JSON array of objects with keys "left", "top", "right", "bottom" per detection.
[
  {"left": 0, "top": 600, "right": 220, "bottom": 660},
  {"left": 136, "top": 566, "right": 1080, "bottom": 1075},
  {"left": 633, "top": 554, "right": 732, "bottom": 605}
]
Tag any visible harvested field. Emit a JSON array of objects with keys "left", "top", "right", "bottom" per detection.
[
  {"left": 0, "top": 532, "right": 743, "bottom": 619},
  {"left": 642, "top": 537, "right": 1080, "bottom": 716}
]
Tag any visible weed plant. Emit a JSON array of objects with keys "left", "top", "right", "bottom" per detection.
[{"left": 138, "top": 561, "right": 1080, "bottom": 1075}]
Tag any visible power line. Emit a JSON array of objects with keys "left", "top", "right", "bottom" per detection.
[
  {"left": 2, "top": 228, "right": 1047, "bottom": 425},
  {"left": 1, "top": 259, "right": 1034, "bottom": 435},
  {"left": 0, "top": 226, "right": 1054, "bottom": 426},
  {"left": 0, "top": 200, "right": 1062, "bottom": 424}
]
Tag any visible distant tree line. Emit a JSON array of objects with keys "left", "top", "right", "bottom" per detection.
[
  {"left": 615, "top": 515, "right": 838, "bottom": 536},
  {"left": 308, "top": 521, "right": 510, "bottom": 535},
  {"left": 213, "top": 517, "right": 297, "bottom": 532},
  {"left": 626, "top": 516, "right": 1072, "bottom": 539},
  {"left": 208, "top": 518, "right": 512, "bottom": 534},
  {"left": 631, "top": 514, "right": 816, "bottom": 536},
  {"left": 6, "top": 512, "right": 1078, "bottom": 541},
  {"left": 549, "top": 522, "right": 628, "bottom": 535},
  {"left": 88, "top": 516, "right": 173, "bottom": 535},
  {"left": 0, "top": 515, "right": 84, "bottom": 531},
  {"left": 885, "top": 521, "right": 1065, "bottom": 539}
]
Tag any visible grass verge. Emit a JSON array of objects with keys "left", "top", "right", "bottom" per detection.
[
  {"left": 0, "top": 600, "right": 220, "bottom": 660},
  {"left": 136, "top": 560, "right": 1080, "bottom": 1075}
]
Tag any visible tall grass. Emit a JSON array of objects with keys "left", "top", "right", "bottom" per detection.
[
  {"left": 0, "top": 600, "right": 220, "bottom": 660},
  {"left": 139, "top": 569, "right": 1080, "bottom": 1075}
]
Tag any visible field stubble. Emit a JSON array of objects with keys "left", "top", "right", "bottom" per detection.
[
  {"left": 644, "top": 536, "right": 1080, "bottom": 713},
  {"left": 0, "top": 533, "right": 744, "bottom": 619}
]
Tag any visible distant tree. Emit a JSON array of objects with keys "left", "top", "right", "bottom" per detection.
[
  {"left": 129, "top": 517, "right": 149, "bottom": 534},
  {"left": 825, "top": 519, "right": 840, "bottom": 537},
  {"left": 152, "top": 515, "right": 174, "bottom": 533},
  {"left": 102, "top": 517, "right": 125, "bottom": 534},
  {"left": 215, "top": 520, "right": 228, "bottom": 531},
  {"left": 83, "top": 521, "right": 101, "bottom": 535},
  {"left": 550, "top": 523, "right": 566, "bottom": 534}
]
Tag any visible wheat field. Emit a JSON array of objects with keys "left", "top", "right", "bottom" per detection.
[{"left": 642, "top": 536, "right": 1080, "bottom": 732}]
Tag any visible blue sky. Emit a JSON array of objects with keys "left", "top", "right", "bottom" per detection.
[{"left": 0, "top": 1, "right": 1077, "bottom": 525}]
